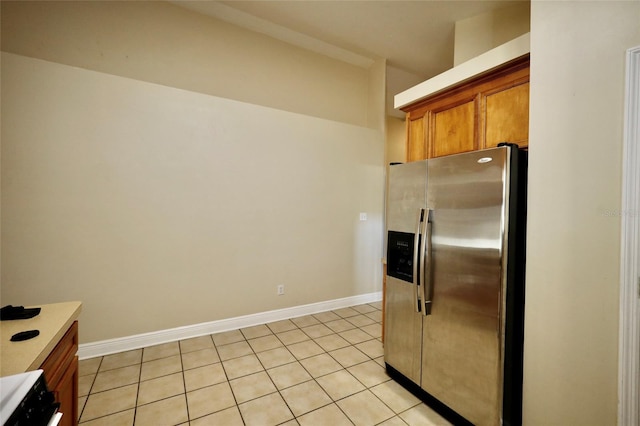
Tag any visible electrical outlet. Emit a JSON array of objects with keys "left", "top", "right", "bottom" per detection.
[
  {"left": 277, "top": 285, "right": 285, "bottom": 295},
  {"left": 359, "top": 212, "right": 367, "bottom": 221}
]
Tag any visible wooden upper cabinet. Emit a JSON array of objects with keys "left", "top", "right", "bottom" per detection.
[
  {"left": 484, "top": 81, "right": 529, "bottom": 148},
  {"left": 402, "top": 55, "right": 529, "bottom": 161},
  {"left": 431, "top": 98, "right": 477, "bottom": 157},
  {"left": 407, "top": 116, "right": 426, "bottom": 162}
]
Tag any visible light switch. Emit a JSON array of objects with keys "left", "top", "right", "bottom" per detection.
[{"left": 359, "top": 213, "right": 367, "bottom": 221}]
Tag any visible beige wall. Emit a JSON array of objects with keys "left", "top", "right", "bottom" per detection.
[
  {"left": 454, "top": 2, "right": 530, "bottom": 66},
  {"left": 0, "top": 2, "right": 385, "bottom": 343},
  {"left": 385, "top": 116, "right": 406, "bottom": 166},
  {"left": 368, "top": 58, "right": 388, "bottom": 132},
  {"left": 524, "top": 1, "right": 640, "bottom": 424},
  {"left": 6, "top": 0, "right": 639, "bottom": 421},
  {"left": 1, "top": 0, "right": 375, "bottom": 128}
]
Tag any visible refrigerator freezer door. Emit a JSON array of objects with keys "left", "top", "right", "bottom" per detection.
[
  {"left": 421, "top": 147, "right": 510, "bottom": 425},
  {"left": 386, "top": 161, "right": 428, "bottom": 234},
  {"left": 384, "top": 275, "right": 424, "bottom": 383},
  {"left": 384, "top": 160, "right": 427, "bottom": 385}
]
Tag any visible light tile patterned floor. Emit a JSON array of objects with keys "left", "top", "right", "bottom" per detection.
[{"left": 77, "top": 302, "right": 451, "bottom": 426}]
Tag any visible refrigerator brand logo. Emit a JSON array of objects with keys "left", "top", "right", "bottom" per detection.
[
  {"left": 477, "top": 157, "right": 493, "bottom": 164},
  {"left": 601, "top": 209, "right": 640, "bottom": 217}
]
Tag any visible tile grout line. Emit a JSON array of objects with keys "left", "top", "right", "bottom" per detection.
[
  {"left": 132, "top": 347, "right": 142, "bottom": 425},
  {"left": 265, "top": 315, "right": 347, "bottom": 423},
  {"left": 212, "top": 307, "right": 382, "bottom": 423},
  {"left": 245, "top": 309, "right": 383, "bottom": 423},
  {"left": 297, "top": 305, "right": 385, "bottom": 424},
  {"left": 215, "top": 331, "right": 245, "bottom": 425},
  {"left": 77, "top": 355, "right": 104, "bottom": 424},
  {"left": 177, "top": 339, "right": 189, "bottom": 425},
  {"left": 230, "top": 314, "right": 340, "bottom": 422}
]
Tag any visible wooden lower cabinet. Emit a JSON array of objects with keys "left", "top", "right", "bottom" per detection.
[
  {"left": 54, "top": 356, "right": 79, "bottom": 426},
  {"left": 40, "top": 321, "right": 79, "bottom": 426}
]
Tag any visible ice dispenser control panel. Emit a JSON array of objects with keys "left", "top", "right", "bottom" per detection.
[{"left": 387, "top": 231, "right": 415, "bottom": 283}]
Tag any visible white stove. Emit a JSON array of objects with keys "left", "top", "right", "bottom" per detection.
[{"left": 0, "top": 370, "right": 61, "bottom": 426}]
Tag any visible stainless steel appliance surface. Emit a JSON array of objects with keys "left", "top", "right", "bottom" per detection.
[{"left": 384, "top": 146, "right": 527, "bottom": 426}]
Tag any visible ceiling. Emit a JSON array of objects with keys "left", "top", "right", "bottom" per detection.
[{"left": 172, "top": 0, "right": 526, "bottom": 118}]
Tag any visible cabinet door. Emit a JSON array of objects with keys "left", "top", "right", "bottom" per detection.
[
  {"left": 41, "top": 321, "right": 79, "bottom": 426},
  {"left": 407, "top": 116, "right": 426, "bottom": 162},
  {"left": 484, "top": 82, "right": 529, "bottom": 149},
  {"left": 431, "top": 99, "right": 476, "bottom": 158},
  {"left": 55, "top": 356, "right": 78, "bottom": 426}
]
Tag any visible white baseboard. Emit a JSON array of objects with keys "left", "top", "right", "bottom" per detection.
[{"left": 78, "top": 292, "right": 382, "bottom": 360}]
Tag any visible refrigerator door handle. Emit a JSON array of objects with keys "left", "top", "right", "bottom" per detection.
[
  {"left": 413, "top": 208, "right": 424, "bottom": 313},
  {"left": 422, "top": 209, "right": 433, "bottom": 316}
]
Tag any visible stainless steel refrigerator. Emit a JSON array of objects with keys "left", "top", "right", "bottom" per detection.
[{"left": 384, "top": 145, "right": 526, "bottom": 426}]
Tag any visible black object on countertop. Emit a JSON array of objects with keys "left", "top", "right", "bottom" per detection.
[
  {"left": 0, "top": 305, "right": 41, "bottom": 320},
  {"left": 10, "top": 329, "right": 40, "bottom": 341}
]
